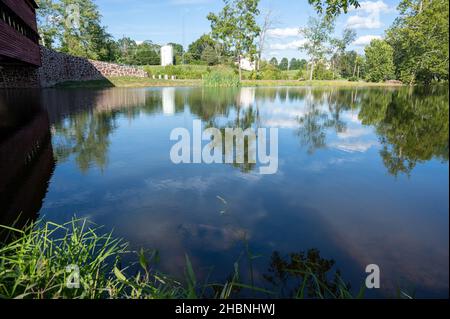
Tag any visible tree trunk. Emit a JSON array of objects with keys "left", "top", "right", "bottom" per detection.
[
  {"left": 331, "top": 60, "right": 335, "bottom": 79},
  {"left": 309, "top": 61, "right": 314, "bottom": 81},
  {"left": 238, "top": 56, "right": 242, "bottom": 81}
]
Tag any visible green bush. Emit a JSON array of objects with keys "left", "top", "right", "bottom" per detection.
[
  {"left": 259, "top": 64, "right": 286, "bottom": 80},
  {"left": 313, "top": 63, "right": 335, "bottom": 80}
]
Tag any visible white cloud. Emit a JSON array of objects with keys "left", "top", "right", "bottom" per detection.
[
  {"left": 270, "top": 39, "right": 307, "bottom": 50},
  {"left": 350, "top": 1, "right": 391, "bottom": 13},
  {"left": 353, "top": 35, "right": 382, "bottom": 46},
  {"left": 346, "top": 0, "right": 392, "bottom": 30},
  {"left": 331, "top": 141, "right": 378, "bottom": 153},
  {"left": 346, "top": 15, "right": 383, "bottom": 29},
  {"left": 337, "top": 127, "right": 371, "bottom": 139},
  {"left": 267, "top": 27, "right": 300, "bottom": 38}
]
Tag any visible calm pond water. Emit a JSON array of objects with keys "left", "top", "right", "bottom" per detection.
[{"left": 0, "top": 86, "right": 448, "bottom": 298}]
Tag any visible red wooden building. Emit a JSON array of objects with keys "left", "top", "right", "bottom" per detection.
[{"left": 0, "top": 0, "right": 41, "bottom": 66}]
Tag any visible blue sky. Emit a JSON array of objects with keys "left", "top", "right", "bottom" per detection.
[{"left": 95, "top": 0, "right": 400, "bottom": 60}]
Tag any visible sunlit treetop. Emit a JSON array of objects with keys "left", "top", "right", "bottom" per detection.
[{"left": 308, "top": 0, "right": 360, "bottom": 19}]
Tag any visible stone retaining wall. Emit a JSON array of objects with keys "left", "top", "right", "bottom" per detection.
[
  {"left": 0, "top": 47, "right": 148, "bottom": 88},
  {"left": 38, "top": 47, "right": 147, "bottom": 87},
  {"left": 0, "top": 65, "right": 39, "bottom": 88}
]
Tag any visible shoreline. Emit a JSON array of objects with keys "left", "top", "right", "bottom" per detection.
[{"left": 52, "top": 77, "right": 406, "bottom": 89}]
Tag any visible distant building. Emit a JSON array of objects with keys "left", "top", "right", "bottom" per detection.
[
  {"left": 0, "top": 0, "right": 41, "bottom": 66},
  {"left": 238, "top": 57, "right": 256, "bottom": 72},
  {"left": 161, "top": 45, "right": 174, "bottom": 67}
]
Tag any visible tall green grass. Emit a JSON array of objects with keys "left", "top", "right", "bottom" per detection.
[
  {"left": 0, "top": 219, "right": 182, "bottom": 299},
  {"left": 203, "top": 71, "right": 241, "bottom": 88},
  {"left": 144, "top": 65, "right": 208, "bottom": 79},
  {"left": 0, "top": 218, "right": 408, "bottom": 299}
]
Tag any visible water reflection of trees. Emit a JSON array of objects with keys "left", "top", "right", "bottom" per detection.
[
  {"left": 46, "top": 86, "right": 448, "bottom": 176},
  {"left": 295, "top": 86, "right": 448, "bottom": 176},
  {"left": 208, "top": 248, "right": 350, "bottom": 299},
  {"left": 187, "top": 88, "right": 238, "bottom": 121},
  {"left": 202, "top": 96, "right": 260, "bottom": 174},
  {"left": 296, "top": 89, "right": 350, "bottom": 154},
  {"left": 263, "top": 249, "right": 349, "bottom": 299},
  {"left": 47, "top": 88, "right": 182, "bottom": 172},
  {"left": 359, "top": 87, "right": 449, "bottom": 176},
  {"left": 53, "top": 111, "right": 118, "bottom": 172}
]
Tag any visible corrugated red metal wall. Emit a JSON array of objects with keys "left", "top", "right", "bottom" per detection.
[
  {"left": 0, "top": 20, "right": 41, "bottom": 65},
  {"left": 2, "top": 0, "right": 37, "bottom": 32},
  {"left": 0, "top": 0, "right": 40, "bottom": 66}
]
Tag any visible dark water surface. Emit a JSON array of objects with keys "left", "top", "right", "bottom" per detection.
[{"left": 0, "top": 86, "right": 448, "bottom": 298}]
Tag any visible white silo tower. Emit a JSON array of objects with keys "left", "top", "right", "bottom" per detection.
[{"left": 161, "top": 45, "right": 174, "bottom": 66}]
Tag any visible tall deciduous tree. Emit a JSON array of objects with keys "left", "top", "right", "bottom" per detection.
[
  {"left": 279, "top": 58, "right": 289, "bottom": 71},
  {"left": 269, "top": 57, "right": 279, "bottom": 67},
  {"left": 308, "top": 0, "right": 360, "bottom": 19},
  {"left": 386, "top": 0, "right": 449, "bottom": 85},
  {"left": 256, "top": 9, "right": 276, "bottom": 71},
  {"left": 299, "top": 16, "right": 335, "bottom": 81},
  {"left": 186, "top": 34, "right": 217, "bottom": 63},
  {"left": 330, "top": 28, "right": 356, "bottom": 78},
  {"left": 208, "top": 0, "right": 261, "bottom": 80},
  {"left": 290, "top": 58, "right": 307, "bottom": 70},
  {"left": 201, "top": 46, "right": 219, "bottom": 65},
  {"left": 364, "top": 39, "right": 395, "bottom": 82},
  {"left": 36, "top": 0, "right": 59, "bottom": 48},
  {"left": 133, "top": 41, "right": 160, "bottom": 65},
  {"left": 36, "top": 0, "right": 115, "bottom": 61}
]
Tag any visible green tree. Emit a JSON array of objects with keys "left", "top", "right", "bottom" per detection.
[
  {"left": 386, "top": 0, "right": 449, "bottom": 84},
  {"left": 187, "top": 34, "right": 217, "bottom": 62},
  {"left": 299, "top": 15, "right": 335, "bottom": 80},
  {"left": 115, "top": 38, "right": 160, "bottom": 65},
  {"left": 296, "top": 59, "right": 308, "bottom": 71},
  {"left": 364, "top": 39, "right": 395, "bottom": 82},
  {"left": 354, "top": 54, "right": 365, "bottom": 79},
  {"left": 36, "top": 0, "right": 115, "bottom": 61},
  {"left": 60, "top": 0, "right": 113, "bottom": 60},
  {"left": 134, "top": 41, "right": 160, "bottom": 65},
  {"left": 36, "top": 0, "right": 59, "bottom": 48},
  {"left": 330, "top": 28, "right": 356, "bottom": 78},
  {"left": 168, "top": 43, "right": 184, "bottom": 65},
  {"left": 208, "top": 0, "right": 261, "bottom": 80},
  {"left": 332, "top": 28, "right": 356, "bottom": 53},
  {"left": 308, "top": 0, "right": 360, "bottom": 19},
  {"left": 279, "top": 57, "right": 289, "bottom": 70},
  {"left": 116, "top": 37, "right": 138, "bottom": 65},
  {"left": 269, "top": 57, "right": 279, "bottom": 67},
  {"left": 289, "top": 58, "right": 298, "bottom": 70},
  {"left": 290, "top": 58, "right": 307, "bottom": 70},
  {"left": 201, "top": 46, "right": 219, "bottom": 65},
  {"left": 336, "top": 50, "right": 357, "bottom": 78}
]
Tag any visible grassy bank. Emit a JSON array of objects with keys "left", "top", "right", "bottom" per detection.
[
  {"left": 243, "top": 79, "right": 405, "bottom": 87},
  {"left": 54, "top": 77, "right": 403, "bottom": 89},
  {"left": 0, "top": 218, "right": 368, "bottom": 299},
  {"left": 54, "top": 77, "right": 202, "bottom": 89}
]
